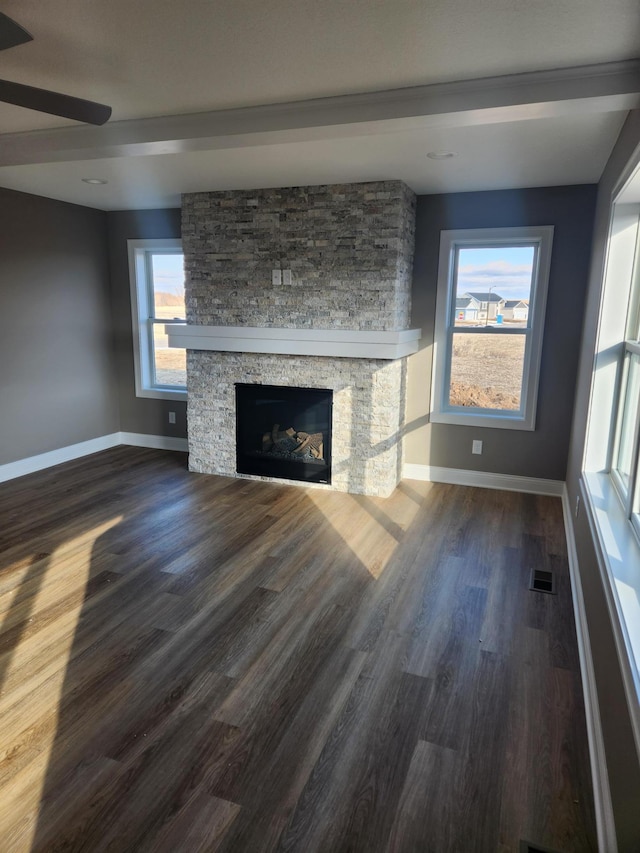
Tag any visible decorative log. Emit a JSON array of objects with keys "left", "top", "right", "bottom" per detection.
[
  {"left": 293, "top": 434, "right": 313, "bottom": 454},
  {"left": 267, "top": 424, "right": 324, "bottom": 460},
  {"left": 270, "top": 424, "right": 297, "bottom": 444},
  {"left": 293, "top": 431, "right": 323, "bottom": 457}
]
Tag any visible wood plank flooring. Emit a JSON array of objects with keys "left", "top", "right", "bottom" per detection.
[{"left": 0, "top": 447, "right": 596, "bottom": 852}]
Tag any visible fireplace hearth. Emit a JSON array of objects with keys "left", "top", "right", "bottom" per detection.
[{"left": 236, "top": 383, "right": 332, "bottom": 485}]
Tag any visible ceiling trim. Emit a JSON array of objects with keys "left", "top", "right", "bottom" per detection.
[{"left": 0, "top": 60, "right": 638, "bottom": 168}]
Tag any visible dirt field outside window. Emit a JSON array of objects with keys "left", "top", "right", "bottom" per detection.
[
  {"left": 449, "top": 333, "right": 525, "bottom": 410},
  {"left": 154, "top": 305, "right": 186, "bottom": 386}
]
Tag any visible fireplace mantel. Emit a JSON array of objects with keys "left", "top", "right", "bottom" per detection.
[{"left": 166, "top": 324, "right": 421, "bottom": 359}]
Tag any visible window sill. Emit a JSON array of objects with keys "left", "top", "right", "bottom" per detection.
[
  {"left": 136, "top": 388, "right": 187, "bottom": 402},
  {"left": 429, "top": 410, "right": 534, "bottom": 430},
  {"left": 581, "top": 470, "right": 640, "bottom": 755}
]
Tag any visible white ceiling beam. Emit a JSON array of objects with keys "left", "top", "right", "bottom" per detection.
[{"left": 0, "top": 60, "right": 638, "bottom": 167}]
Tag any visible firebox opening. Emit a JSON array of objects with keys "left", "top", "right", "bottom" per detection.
[{"left": 235, "top": 383, "right": 333, "bottom": 485}]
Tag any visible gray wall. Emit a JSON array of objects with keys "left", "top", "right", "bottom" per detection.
[
  {"left": 405, "top": 184, "right": 597, "bottom": 481},
  {"left": 0, "top": 187, "right": 117, "bottom": 465},
  {"left": 106, "top": 208, "right": 187, "bottom": 439},
  {"left": 566, "top": 110, "right": 640, "bottom": 850}
]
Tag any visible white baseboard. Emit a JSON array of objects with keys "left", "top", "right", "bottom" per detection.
[
  {"left": 402, "top": 463, "right": 564, "bottom": 496},
  {"left": 0, "top": 433, "right": 122, "bottom": 483},
  {"left": 0, "top": 432, "right": 188, "bottom": 483},
  {"left": 562, "top": 486, "right": 617, "bottom": 853},
  {"left": 119, "top": 432, "right": 189, "bottom": 452}
]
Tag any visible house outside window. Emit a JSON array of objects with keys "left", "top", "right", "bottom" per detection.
[
  {"left": 128, "top": 239, "right": 187, "bottom": 400},
  {"left": 430, "top": 226, "right": 553, "bottom": 430}
]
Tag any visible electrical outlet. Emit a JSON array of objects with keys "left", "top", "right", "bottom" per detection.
[
  {"left": 282, "top": 269, "right": 292, "bottom": 286},
  {"left": 168, "top": 411, "right": 176, "bottom": 424},
  {"left": 472, "top": 439, "right": 483, "bottom": 455},
  {"left": 272, "top": 269, "right": 282, "bottom": 286}
]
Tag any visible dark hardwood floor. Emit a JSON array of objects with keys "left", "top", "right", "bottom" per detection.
[{"left": 0, "top": 447, "right": 596, "bottom": 852}]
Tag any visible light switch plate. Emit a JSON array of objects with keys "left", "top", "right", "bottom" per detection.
[{"left": 272, "top": 269, "right": 282, "bottom": 286}]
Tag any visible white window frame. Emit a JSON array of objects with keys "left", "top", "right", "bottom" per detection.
[
  {"left": 128, "top": 238, "right": 186, "bottom": 401},
  {"left": 584, "top": 197, "right": 640, "bottom": 513},
  {"left": 607, "top": 216, "right": 640, "bottom": 538},
  {"left": 431, "top": 226, "right": 554, "bottom": 431},
  {"left": 581, "top": 149, "right": 640, "bottom": 763},
  {"left": 610, "top": 341, "right": 640, "bottom": 528}
]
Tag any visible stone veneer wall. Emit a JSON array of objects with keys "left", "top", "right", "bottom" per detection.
[
  {"left": 182, "top": 180, "right": 416, "bottom": 496},
  {"left": 188, "top": 352, "right": 406, "bottom": 497},
  {"left": 182, "top": 181, "right": 415, "bottom": 330}
]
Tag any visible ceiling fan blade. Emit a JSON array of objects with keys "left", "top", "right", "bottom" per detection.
[
  {"left": 0, "top": 12, "right": 33, "bottom": 51},
  {"left": 0, "top": 78, "right": 111, "bottom": 125}
]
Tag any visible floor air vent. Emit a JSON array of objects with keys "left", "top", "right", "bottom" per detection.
[
  {"left": 529, "top": 567, "right": 556, "bottom": 594},
  {"left": 520, "top": 842, "right": 563, "bottom": 853}
]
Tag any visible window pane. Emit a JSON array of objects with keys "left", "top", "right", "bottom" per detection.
[
  {"left": 152, "top": 322, "right": 186, "bottom": 387},
  {"left": 150, "top": 253, "right": 186, "bottom": 388},
  {"left": 454, "top": 245, "right": 535, "bottom": 328},
  {"left": 151, "top": 253, "right": 185, "bottom": 319},
  {"left": 614, "top": 352, "right": 640, "bottom": 490},
  {"left": 449, "top": 332, "right": 526, "bottom": 410}
]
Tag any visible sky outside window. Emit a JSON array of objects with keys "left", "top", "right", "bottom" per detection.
[
  {"left": 456, "top": 246, "right": 535, "bottom": 300},
  {"left": 151, "top": 252, "right": 185, "bottom": 308}
]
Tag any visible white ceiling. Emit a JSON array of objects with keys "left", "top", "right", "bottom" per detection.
[
  {"left": 0, "top": 0, "right": 638, "bottom": 209},
  {"left": 0, "top": 112, "right": 628, "bottom": 210}
]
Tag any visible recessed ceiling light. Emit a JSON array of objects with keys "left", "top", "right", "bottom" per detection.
[
  {"left": 426, "top": 151, "right": 456, "bottom": 160},
  {"left": 82, "top": 177, "right": 108, "bottom": 185}
]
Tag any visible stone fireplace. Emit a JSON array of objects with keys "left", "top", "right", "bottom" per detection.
[{"left": 176, "top": 180, "right": 417, "bottom": 498}]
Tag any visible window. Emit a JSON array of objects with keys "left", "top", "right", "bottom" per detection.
[
  {"left": 128, "top": 239, "right": 186, "bottom": 399},
  {"left": 581, "top": 160, "right": 640, "bottom": 746},
  {"left": 609, "top": 219, "right": 640, "bottom": 537},
  {"left": 431, "top": 226, "right": 554, "bottom": 430}
]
